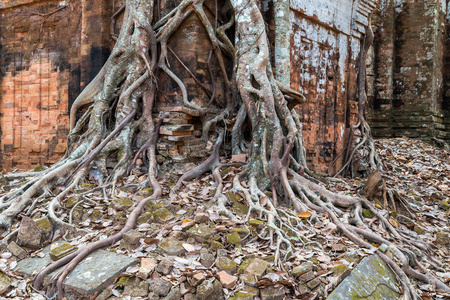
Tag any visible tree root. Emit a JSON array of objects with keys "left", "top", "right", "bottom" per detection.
[{"left": 0, "top": 1, "right": 447, "bottom": 299}]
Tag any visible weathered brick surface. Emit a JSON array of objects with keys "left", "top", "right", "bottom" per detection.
[
  {"left": 369, "top": 0, "right": 450, "bottom": 142},
  {"left": 0, "top": 0, "right": 377, "bottom": 173},
  {"left": 289, "top": 0, "right": 376, "bottom": 172}
]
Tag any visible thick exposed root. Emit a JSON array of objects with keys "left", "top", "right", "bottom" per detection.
[{"left": 336, "top": 16, "right": 379, "bottom": 177}]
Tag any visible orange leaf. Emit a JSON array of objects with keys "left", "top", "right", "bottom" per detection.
[
  {"left": 296, "top": 212, "right": 311, "bottom": 219},
  {"left": 389, "top": 218, "right": 398, "bottom": 228}
]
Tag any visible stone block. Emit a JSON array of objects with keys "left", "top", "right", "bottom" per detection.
[
  {"left": 15, "top": 246, "right": 137, "bottom": 299},
  {"left": 326, "top": 255, "right": 401, "bottom": 299}
]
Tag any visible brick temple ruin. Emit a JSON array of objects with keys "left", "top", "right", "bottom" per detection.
[{"left": 2, "top": 0, "right": 448, "bottom": 172}]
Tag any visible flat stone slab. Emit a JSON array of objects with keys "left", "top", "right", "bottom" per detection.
[
  {"left": 15, "top": 243, "right": 137, "bottom": 299},
  {"left": 327, "top": 254, "right": 401, "bottom": 300}
]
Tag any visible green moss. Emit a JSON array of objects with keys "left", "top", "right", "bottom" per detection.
[
  {"left": 233, "top": 202, "right": 249, "bottom": 216},
  {"left": 137, "top": 212, "right": 154, "bottom": 224},
  {"left": 111, "top": 198, "right": 134, "bottom": 211},
  {"left": 116, "top": 276, "right": 139, "bottom": 287},
  {"left": 35, "top": 217, "right": 52, "bottom": 233},
  {"left": 226, "top": 232, "right": 242, "bottom": 245},
  {"left": 138, "top": 188, "right": 153, "bottom": 197},
  {"left": 331, "top": 264, "right": 348, "bottom": 276},
  {"left": 64, "top": 196, "right": 80, "bottom": 208},
  {"left": 79, "top": 182, "right": 94, "bottom": 188},
  {"left": 231, "top": 227, "right": 250, "bottom": 237},
  {"left": 248, "top": 219, "right": 264, "bottom": 228},
  {"left": 229, "top": 291, "right": 255, "bottom": 300},
  {"left": 153, "top": 208, "right": 174, "bottom": 223},
  {"left": 226, "top": 191, "right": 243, "bottom": 202},
  {"left": 216, "top": 257, "right": 237, "bottom": 271},
  {"left": 362, "top": 210, "right": 373, "bottom": 218},
  {"left": 238, "top": 258, "right": 255, "bottom": 273},
  {"left": 210, "top": 240, "right": 224, "bottom": 250},
  {"left": 49, "top": 243, "right": 77, "bottom": 260},
  {"left": 413, "top": 225, "right": 425, "bottom": 235},
  {"left": 33, "top": 165, "right": 42, "bottom": 172}
]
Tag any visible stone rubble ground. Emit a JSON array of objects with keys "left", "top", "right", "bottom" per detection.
[{"left": 0, "top": 137, "right": 448, "bottom": 299}]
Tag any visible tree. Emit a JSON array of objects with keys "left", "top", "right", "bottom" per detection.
[{"left": 0, "top": 0, "right": 447, "bottom": 299}]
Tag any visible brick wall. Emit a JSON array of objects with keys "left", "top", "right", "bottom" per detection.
[
  {"left": 369, "top": 0, "right": 450, "bottom": 141},
  {"left": 0, "top": 0, "right": 378, "bottom": 172},
  {"left": 289, "top": 0, "right": 377, "bottom": 172},
  {"left": 0, "top": 0, "right": 83, "bottom": 170}
]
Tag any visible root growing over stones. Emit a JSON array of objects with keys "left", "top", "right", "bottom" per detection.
[{"left": 0, "top": 1, "right": 447, "bottom": 299}]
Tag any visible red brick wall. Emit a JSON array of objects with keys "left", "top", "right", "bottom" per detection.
[
  {"left": 0, "top": 0, "right": 377, "bottom": 173},
  {"left": 0, "top": 0, "right": 84, "bottom": 170}
]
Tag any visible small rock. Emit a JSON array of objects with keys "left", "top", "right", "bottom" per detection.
[
  {"left": 435, "top": 232, "right": 450, "bottom": 245},
  {"left": 196, "top": 280, "right": 214, "bottom": 300},
  {"left": 49, "top": 242, "right": 77, "bottom": 261},
  {"left": 242, "top": 286, "right": 259, "bottom": 297},
  {"left": 111, "top": 198, "right": 134, "bottom": 211},
  {"left": 138, "top": 187, "right": 153, "bottom": 197},
  {"left": 162, "top": 287, "right": 181, "bottom": 300},
  {"left": 124, "top": 281, "right": 149, "bottom": 297},
  {"left": 180, "top": 282, "right": 195, "bottom": 295},
  {"left": 243, "top": 258, "right": 269, "bottom": 279},
  {"left": 181, "top": 220, "right": 196, "bottom": 231},
  {"left": 154, "top": 208, "right": 175, "bottom": 223},
  {"left": 292, "top": 261, "right": 313, "bottom": 277},
  {"left": 158, "top": 237, "right": 185, "bottom": 256},
  {"left": 240, "top": 274, "right": 258, "bottom": 287},
  {"left": 124, "top": 229, "right": 144, "bottom": 245},
  {"left": 149, "top": 278, "right": 172, "bottom": 296},
  {"left": 200, "top": 252, "right": 215, "bottom": 268},
  {"left": 298, "top": 271, "right": 315, "bottom": 284},
  {"left": 260, "top": 285, "right": 285, "bottom": 300},
  {"left": 298, "top": 284, "right": 310, "bottom": 295},
  {"left": 231, "top": 227, "right": 250, "bottom": 237},
  {"left": 210, "top": 240, "right": 224, "bottom": 250},
  {"left": 188, "top": 272, "right": 205, "bottom": 287},
  {"left": 7, "top": 241, "right": 27, "bottom": 260},
  {"left": 331, "top": 264, "right": 348, "bottom": 276},
  {"left": 116, "top": 276, "right": 141, "bottom": 287},
  {"left": 215, "top": 257, "right": 237, "bottom": 272},
  {"left": 139, "top": 258, "right": 157, "bottom": 279},
  {"left": 226, "top": 232, "right": 241, "bottom": 245},
  {"left": 216, "top": 270, "right": 236, "bottom": 289},
  {"left": 194, "top": 212, "right": 209, "bottom": 223},
  {"left": 17, "top": 216, "right": 42, "bottom": 249},
  {"left": 35, "top": 217, "right": 53, "bottom": 242},
  {"left": 187, "top": 224, "right": 217, "bottom": 242},
  {"left": 331, "top": 243, "right": 348, "bottom": 252},
  {"left": 138, "top": 212, "right": 154, "bottom": 224},
  {"left": 0, "top": 272, "right": 12, "bottom": 295},
  {"left": 248, "top": 219, "right": 264, "bottom": 229},
  {"left": 306, "top": 278, "right": 321, "bottom": 289},
  {"left": 156, "top": 258, "right": 173, "bottom": 275},
  {"left": 184, "top": 293, "right": 195, "bottom": 300},
  {"left": 148, "top": 292, "right": 160, "bottom": 300},
  {"left": 95, "top": 288, "right": 113, "bottom": 300}
]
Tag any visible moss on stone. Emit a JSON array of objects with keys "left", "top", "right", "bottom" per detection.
[
  {"left": 216, "top": 257, "right": 237, "bottom": 271},
  {"left": 231, "top": 227, "right": 250, "bottom": 237},
  {"left": 226, "top": 232, "right": 242, "bottom": 245},
  {"left": 64, "top": 196, "right": 80, "bottom": 208},
  {"left": 153, "top": 207, "right": 174, "bottom": 223},
  {"left": 362, "top": 209, "right": 373, "bottom": 218},
  {"left": 111, "top": 198, "right": 134, "bottom": 211},
  {"left": 210, "top": 240, "right": 224, "bottom": 250},
  {"left": 331, "top": 264, "right": 348, "bottom": 276}
]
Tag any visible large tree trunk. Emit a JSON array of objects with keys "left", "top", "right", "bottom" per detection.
[{"left": 0, "top": 1, "right": 447, "bottom": 299}]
